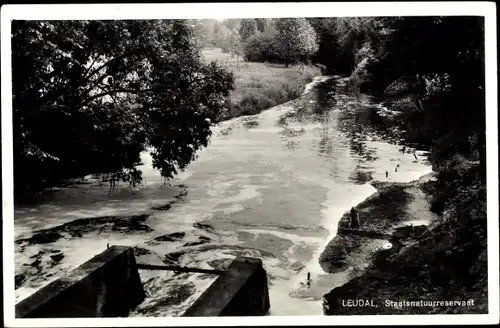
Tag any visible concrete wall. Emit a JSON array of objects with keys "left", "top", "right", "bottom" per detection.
[
  {"left": 15, "top": 246, "right": 145, "bottom": 318},
  {"left": 16, "top": 248, "right": 271, "bottom": 317},
  {"left": 182, "top": 257, "right": 270, "bottom": 316}
]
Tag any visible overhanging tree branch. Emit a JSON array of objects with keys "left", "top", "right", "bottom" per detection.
[
  {"left": 81, "top": 54, "right": 101, "bottom": 82},
  {"left": 79, "top": 59, "right": 142, "bottom": 103},
  {"left": 77, "top": 88, "right": 157, "bottom": 109},
  {"left": 81, "top": 50, "right": 143, "bottom": 84}
]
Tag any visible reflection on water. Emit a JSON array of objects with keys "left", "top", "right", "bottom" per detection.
[{"left": 14, "top": 76, "right": 433, "bottom": 317}]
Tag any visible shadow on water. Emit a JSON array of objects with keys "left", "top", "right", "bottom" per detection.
[
  {"left": 317, "top": 113, "right": 335, "bottom": 158},
  {"left": 277, "top": 77, "right": 386, "bottom": 163},
  {"left": 277, "top": 79, "right": 340, "bottom": 128},
  {"left": 275, "top": 75, "right": 426, "bottom": 188},
  {"left": 348, "top": 165, "right": 374, "bottom": 185}
]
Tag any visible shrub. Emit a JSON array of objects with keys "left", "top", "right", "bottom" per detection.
[
  {"left": 227, "top": 80, "right": 307, "bottom": 118},
  {"left": 243, "top": 33, "right": 283, "bottom": 63},
  {"left": 238, "top": 92, "right": 277, "bottom": 115},
  {"left": 384, "top": 78, "right": 413, "bottom": 98},
  {"left": 280, "top": 82, "right": 303, "bottom": 99},
  {"left": 348, "top": 57, "right": 374, "bottom": 92}
]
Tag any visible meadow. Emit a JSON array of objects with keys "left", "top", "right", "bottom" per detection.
[{"left": 202, "top": 48, "right": 321, "bottom": 120}]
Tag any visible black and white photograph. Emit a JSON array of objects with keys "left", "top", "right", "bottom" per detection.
[{"left": 2, "top": 2, "right": 498, "bottom": 326}]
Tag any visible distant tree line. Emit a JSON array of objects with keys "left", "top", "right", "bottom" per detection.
[
  {"left": 12, "top": 20, "right": 233, "bottom": 195},
  {"left": 190, "top": 18, "right": 319, "bottom": 67}
]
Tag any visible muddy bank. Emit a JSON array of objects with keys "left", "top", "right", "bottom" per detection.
[{"left": 321, "top": 174, "right": 488, "bottom": 314}]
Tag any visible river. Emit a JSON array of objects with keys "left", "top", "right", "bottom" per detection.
[{"left": 14, "top": 76, "right": 433, "bottom": 316}]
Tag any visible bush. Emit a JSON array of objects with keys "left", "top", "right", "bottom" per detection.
[
  {"left": 238, "top": 92, "right": 277, "bottom": 115},
  {"left": 388, "top": 96, "right": 420, "bottom": 112},
  {"left": 243, "top": 33, "right": 283, "bottom": 63},
  {"left": 384, "top": 78, "right": 413, "bottom": 98},
  {"left": 279, "top": 82, "right": 303, "bottom": 99},
  {"left": 348, "top": 57, "right": 374, "bottom": 92},
  {"left": 224, "top": 80, "right": 308, "bottom": 119}
]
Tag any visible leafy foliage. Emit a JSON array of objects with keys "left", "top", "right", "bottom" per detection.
[
  {"left": 227, "top": 31, "right": 243, "bottom": 57},
  {"left": 211, "top": 21, "right": 226, "bottom": 47},
  {"left": 221, "top": 19, "right": 241, "bottom": 32},
  {"left": 238, "top": 19, "right": 258, "bottom": 42},
  {"left": 243, "top": 29, "right": 281, "bottom": 63},
  {"left": 217, "top": 28, "right": 242, "bottom": 57},
  {"left": 308, "top": 17, "right": 384, "bottom": 74},
  {"left": 254, "top": 18, "right": 269, "bottom": 33},
  {"left": 274, "top": 18, "right": 319, "bottom": 66},
  {"left": 310, "top": 16, "right": 485, "bottom": 172},
  {"left": 189, "top": 19, "right": 224, "bottom": 48},
  {"left": 12, "top": 20, "right": 233, "bottom": 194}
]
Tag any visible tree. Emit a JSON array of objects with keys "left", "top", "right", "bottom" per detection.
[
  {"left": 213, "top": 24, "right": 232, "bottom": 51},
  {"left": 190, "top": 19, "right": 219, "bottom": 47},
  {"left": 238, "top": 19, "right": 258, "bottom": 42},
  {"left": 228, "top": 30, "right": 243, "bottom": 65},
  {"left": 222, "top": 19, "right": 241, "bottom": 31},
  {"left": 254, "top": 18, "right": 267, "bottom": 33},
  {"left": 381, "top": 17, "right": 485, "bottom": 165},
  {"left": 310, "top": 16, "right": 485, "bottom": 171},
  {"left": 274, "top": 18, "right": 319, "bottom": 67},
  {"left": 308, "top": 17, "right": 385, "bottom": 74},
  {"left": 243, "top": 29, "right": 281, "bottom": 63},
  {"left": 212, "top": 20, "right": 224, "bottom": 47},
  {"left": 12, "top": 20, "right": 234, "bottom": 194}
]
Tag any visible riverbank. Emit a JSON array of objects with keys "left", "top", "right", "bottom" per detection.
[
  {"left": 322, "top": 170, "right": 488, "bottom": 314},
  {"left": 202, "top": 48, "right": 321, "bottom": 120},
  {"left": 318, "top": 73, "right": 488, "bottom": 315}
]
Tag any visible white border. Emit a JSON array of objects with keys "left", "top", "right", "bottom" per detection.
[{"left": 1, "top": 2, "right": 498, "bottom": 327}]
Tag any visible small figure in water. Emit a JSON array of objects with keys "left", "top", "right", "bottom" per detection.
[
  {"left": 307, "top": 272, "right": 311, "bottom": 287},
  {"left": 349, "top": 207, "right": 360, "bottom": 229},
  {"left": 385, "top": 170, "right": 389, "bottom": 178},
  {"left": 395, "top": 164, "right": 399, "bottom": 172},
  {"left": 401, "top": 146, "right": 406, "bottom": 154}
]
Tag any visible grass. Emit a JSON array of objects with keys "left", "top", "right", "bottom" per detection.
[{"left": 202, "top": 48, "right": 321, "bottom": 120}]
